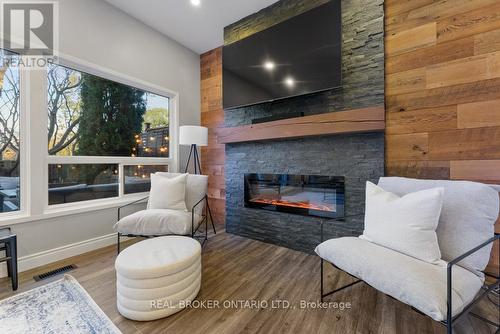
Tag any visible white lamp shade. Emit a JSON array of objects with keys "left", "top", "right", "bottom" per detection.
[{"left": 179, "top": 126, "right": 208, "bottom": 146}]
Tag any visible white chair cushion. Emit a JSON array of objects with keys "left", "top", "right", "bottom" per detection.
[
  {"left": 117, "top": 261, "right": 201, "bottom": 290},
  {"left": 378, "top": 177, "right": 499, "bottom": 276},
  {"left": 114, "top": 209, "right": 202, "bottom": 236},
  {"left": 115, "top": 236, "right": 201, "bottom": 279},
  {"left": 149, "top": 173, "right": 188, "bottom": 211},
  {"left": 315, "top": 237, "right": 483, "bottom": 322},
  {"left": 361, "top": 181, "right": 444, "bottom": 264}
]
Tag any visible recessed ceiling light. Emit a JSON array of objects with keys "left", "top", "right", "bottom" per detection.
[
  {"left": 284, "top": 77, "right": 295, "bottom": 87},
  {"left": 191, "top": 0, "right": 201, "bottom": 6},
  {"left": 263, "top": 61, "right": 275, "bottom": 71}
]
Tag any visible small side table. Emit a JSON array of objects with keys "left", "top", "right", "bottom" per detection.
[{"left": 0, "top": 228, "right": 18, "bottom": 291}]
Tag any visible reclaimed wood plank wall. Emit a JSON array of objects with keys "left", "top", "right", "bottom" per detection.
[
  {"left": 385, "top": 0, "right": 500, "bottom": 183},
  {"left": 385, "top": 0, "right": 500, "bottom": 273},
  {"left": 200, "top": 48, "right": 225, "bottom": 226}
]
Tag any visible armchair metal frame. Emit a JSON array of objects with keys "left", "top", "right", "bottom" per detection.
[
  {"left": 319, "top": 218, "right": 500, "bottom": 334},
  {"left": 116, "top": 194, "right": 216, "bottom": 254}
]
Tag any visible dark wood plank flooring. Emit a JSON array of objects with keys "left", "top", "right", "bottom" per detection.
[{"left": 0, "top": 231, "right": 498, "bottom": 334}]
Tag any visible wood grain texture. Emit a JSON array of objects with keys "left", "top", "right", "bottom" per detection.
[
  {"left": 436, "top": 2, "right": 500, "bottom": 43},
  {"left": 425, "top": 52, "right": 500, "bottom": 89},
  {"left": 386, "top": 22, "right": 436, "bottom": 56},
  {"left": 386, "top": 0, "right": 499, "bottom": 34},
  {"left": 450, "top": 160, "right": 500, "bottom": 182},
  {"left": 218, "top": 106, "right": 385, "bottom": 144},
  {"left": 384, "top": 0, "right": 434, "bottom": 18},
  {"left": 475, "top": 28, "right": 500, "bottom": 55},
  {"left": 386, "top": 133, "right": 429, "bottom": 161},
  {"left": 386, "top": 36, "right": 475, "bottom": 74},
  {"left": 386, "top": 77, "right": 500, "bottom": 113},
  {"left": 200, "top": 48, "right": 225, "bottom": 226},
  {"left": 457, "top": 99, "right": 500, "bottom": 129},
  {"left": 386, "top": 160, "right": 451, "bottom": 180},
  {"left": 0, "top": 232, "right": 497, "bottom": 334},
  {"left": 385, "top": 0, "right": 500, "bottom": 172},
  {"left": 386, "top": 68, "right": 427, "bottom": 95},
  {"left": 386, "top": 105, "right": 457, "bottom": 135},
  {"left": 428, "top": 127, "right": 500, "bottom": 160},
  {"left": 386, "top": 0, "right": 500, "bottom": 271}
]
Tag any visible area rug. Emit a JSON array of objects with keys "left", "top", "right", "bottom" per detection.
[{"left": 0, "top": 274, "right": 121, "bottom": 334}]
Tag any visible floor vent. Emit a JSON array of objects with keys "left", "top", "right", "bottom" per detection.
[{"left": 33, "top": 264, "right": 77, "bottom": 281}]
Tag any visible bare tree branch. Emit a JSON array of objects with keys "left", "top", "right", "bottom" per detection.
[{"left": 47, "top": 65, "right": 82, "bottom": 154}]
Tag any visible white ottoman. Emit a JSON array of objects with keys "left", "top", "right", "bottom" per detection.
[{"left": 115, "top": 236, "right": 201, "bottom": 321}]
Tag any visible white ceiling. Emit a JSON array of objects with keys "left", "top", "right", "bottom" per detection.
[{"left": 104, "top": 0, "right": 279, "bottom": 54}]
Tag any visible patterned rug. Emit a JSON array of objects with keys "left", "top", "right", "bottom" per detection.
[{"left": 0, "top": 275, "right": 121, "bottom": 334}]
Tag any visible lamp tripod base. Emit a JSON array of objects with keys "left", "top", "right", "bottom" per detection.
[
  {"left": 183, "top": 144, "right": 217, "bottom": 234},
  {"left": 184, "top": 144, "right": 202, "bottom": 174}
]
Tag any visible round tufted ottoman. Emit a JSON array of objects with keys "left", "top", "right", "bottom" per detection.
[{"left": 115, "top": 236, "right": 201, "bottom": 321}]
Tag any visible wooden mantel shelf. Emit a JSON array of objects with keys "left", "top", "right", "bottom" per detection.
[{"left": 217, "top": 106, "right": 385, "bottom": 144}]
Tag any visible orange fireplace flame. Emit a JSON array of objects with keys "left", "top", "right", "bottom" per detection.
[{"left": 249, "top": 198, "right": 335, "bottom": 212}]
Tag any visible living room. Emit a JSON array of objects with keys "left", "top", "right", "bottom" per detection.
[{"left": 0, "top": 0, "right": 499, "bottom": 333}]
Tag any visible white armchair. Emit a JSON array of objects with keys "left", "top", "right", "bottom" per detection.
[
  {"left": 115, "top": 173, "right": 216, "bottom": 253},
  {"left": 316, "top": 177, "right": 500, "bottom": 334}
]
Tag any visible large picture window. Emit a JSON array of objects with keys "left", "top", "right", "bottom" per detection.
[
  {"left": 47, "top": 64, "right": 170, "bottom": 157},
  {"left": 46, "top": 63, "right": 173, "bottom": 206},
  {"left": 0, "top": 50, "right": 20, "bottom": 214},
  {"left": 0, "top": 52, "right": 177, "bottom": 223}
]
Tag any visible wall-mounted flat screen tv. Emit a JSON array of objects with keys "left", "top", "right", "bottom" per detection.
[{"left": 223, "top": 0, "right": 342, "bottom": 110}]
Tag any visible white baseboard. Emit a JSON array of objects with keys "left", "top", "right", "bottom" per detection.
[{"left": 0, "top": 233, "right": 123, "bottom": 278}]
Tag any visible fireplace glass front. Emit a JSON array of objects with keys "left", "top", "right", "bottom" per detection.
[{"left": 244, "top": 174, "right": 345, "bottom": 219}]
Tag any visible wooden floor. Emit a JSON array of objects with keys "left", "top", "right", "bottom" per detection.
[{"left": 0, "top": 231, "right": 498, "bottom": 334}]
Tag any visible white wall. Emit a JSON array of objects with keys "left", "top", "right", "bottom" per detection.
[
  {"left": 59, "top": 0, "right": 201, "bottom": 156},
  {"left": 9, "top": 0, "right": 200, "bottom": 265}
]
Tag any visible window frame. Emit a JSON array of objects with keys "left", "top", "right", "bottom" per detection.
[
  {"left": 0, "top": 52, "right": 179, "bottom": 226},
  {"left": 0, "top": 52, "right": 29, "bottom": 221},
  {"left": 45, "top": 56, "right": 179, "bottom": 211}
]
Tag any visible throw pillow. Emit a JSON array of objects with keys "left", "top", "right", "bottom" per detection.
[
  {"left": 360, "top": 181, "right": 444, "bottom": 264},
  {"left": 149, "top": 173, "right": 188, "bottom": 211}
]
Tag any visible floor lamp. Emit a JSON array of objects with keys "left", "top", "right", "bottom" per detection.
[
  {"left": 180, "top": 126, "right": 216, "bottom": 234},
  {"left": 180, "top": 125, "right": 207, "bottom": 174}
]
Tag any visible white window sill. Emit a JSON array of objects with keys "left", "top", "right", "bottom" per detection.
[{"left": 0, "top": 194, "right": 150, "bottom": 227}]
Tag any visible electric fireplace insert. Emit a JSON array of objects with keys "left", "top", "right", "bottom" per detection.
[{"left": 244, "top": 174, "right": 345, "bottom": 219}]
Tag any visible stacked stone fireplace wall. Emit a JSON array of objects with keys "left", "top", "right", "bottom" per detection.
[
  {"left": 223, "top": 0, "right": 385, "bottom": 253},
  {"left": 226, "top": 134, "right": 384, "bottom": 253}
]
